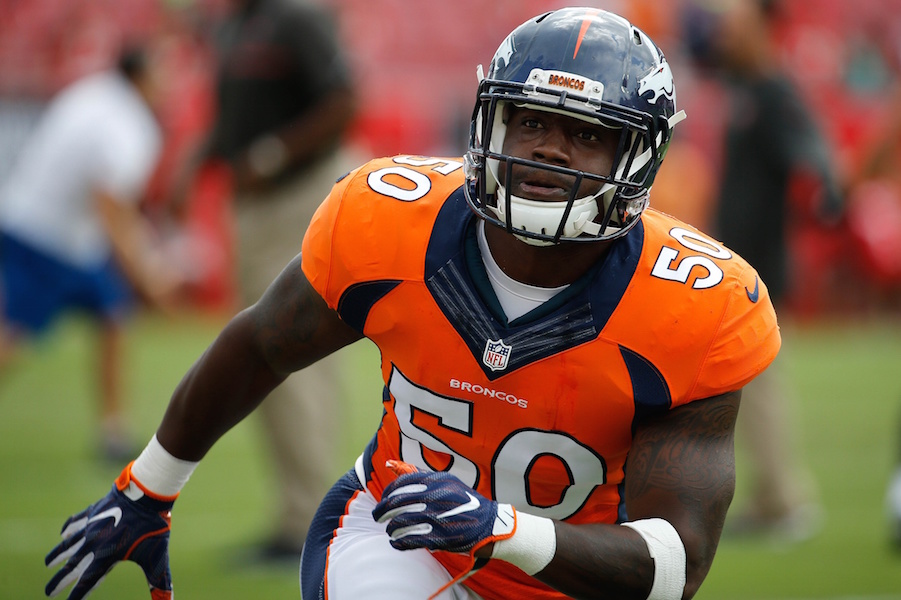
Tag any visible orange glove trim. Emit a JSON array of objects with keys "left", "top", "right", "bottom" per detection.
[{"left": 115, "top": 462, "right": 180, "bottom": 504}]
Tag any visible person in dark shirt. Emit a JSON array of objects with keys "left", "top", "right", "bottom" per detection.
[
  {"left": 173, "top": 0, "right": 360, "bottom": 561},
  {"left": 708, "top": 0, "right": 842, "bottom": 541}
]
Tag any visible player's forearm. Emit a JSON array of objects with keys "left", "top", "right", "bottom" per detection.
[
  {"left": 535, "top": 521, "right": 658, "bottom": 600},
  {"left": 156, "top": 308, "right": 287, "bottom": 461},
  {"left": 153, "top": 257, "right": 360, "bottom": 462},
  {"left": 494, "top": 394, "right": 740, "bottom": 599}
]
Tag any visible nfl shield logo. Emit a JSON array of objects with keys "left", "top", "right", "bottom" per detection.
[{"left": 483, "top": 338, "right": 512, "bottom": 371}]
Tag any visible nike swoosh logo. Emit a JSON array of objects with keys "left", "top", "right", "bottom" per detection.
[
  {"left": 86, "top": 507, "right": 123, "bottom": 528},
  {"left": 437, "top": 492, "right": 480, "bottom": 520},
  {"left": 745, "top": 277, "right": 759, "bottom": 303}
]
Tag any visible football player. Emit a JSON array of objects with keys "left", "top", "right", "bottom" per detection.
[{"left": 45, "top": 8, "right": 780, "bottom": 600}]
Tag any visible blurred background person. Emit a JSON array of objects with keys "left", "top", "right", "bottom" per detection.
[
  {"left": 843, "top": 13, "right": 901, "bottom": 313},
  {"left": 0, "top": 43, "right": 188, "bottom": 462},
  {"left": 683, "top": 0, "right": 845, "bottom": 542},
  {"left": 866, "top": 86, "right": 901, "bottom": 549},
  {"left": 839, "top": 13, "right": 901, "bottom": 547},
  {"left": 169, "top": 0, "right": 361, "bottom": 564}
]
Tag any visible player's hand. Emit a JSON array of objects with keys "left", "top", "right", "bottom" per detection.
[
  {"left": 372, "top": 461, "right": 516, "bottom": 555},
  {"left": 45, "top": 467, "right": 174, "bottom": 600}
]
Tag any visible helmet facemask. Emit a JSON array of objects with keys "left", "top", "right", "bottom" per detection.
[{"left": 465, "top": 72, "right": 679, "bottom": 246}]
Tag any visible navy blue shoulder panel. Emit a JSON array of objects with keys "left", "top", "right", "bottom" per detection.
[
  {"left": 585, "top": 219, "right": 644, "bottom": 330},
  {"left": 425, "top": 187, "right": 472, "bottom": 279},
  {"left": 619, "top": 344, "right": 672, "bottom": 432},
  {"left": 336, "top": 280, "right": 402, "bottom": 334}
]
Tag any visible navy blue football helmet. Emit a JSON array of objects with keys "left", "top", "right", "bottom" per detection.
[{"left": 464, "top": 8, "right": 686, "bottom": 245}]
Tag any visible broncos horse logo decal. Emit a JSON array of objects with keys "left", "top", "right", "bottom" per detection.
[{"left": 638, "top": 59, "right": 676, "bottom": 104}]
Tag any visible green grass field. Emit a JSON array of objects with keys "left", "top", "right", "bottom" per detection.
[{"left": 2, "top": 311, "right": 900, "bottom": 599}]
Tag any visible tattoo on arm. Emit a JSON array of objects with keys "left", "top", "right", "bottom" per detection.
[
  {"left": 626, "top": 392, "right": 740, "bottom": 554},
  {"left": 536, "top": 393, "right": 741, "bottom": 599}
]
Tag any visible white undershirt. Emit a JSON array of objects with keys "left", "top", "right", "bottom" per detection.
[{"left": 477, "top": 221, "right": 569, "bottom": 321}]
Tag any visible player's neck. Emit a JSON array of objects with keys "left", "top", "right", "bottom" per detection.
[{"left": 483, "top": 223, "right": 612, "bottom": 288}]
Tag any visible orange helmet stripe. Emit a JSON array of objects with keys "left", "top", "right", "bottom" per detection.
[{"left": 573, "top": 9, "right": 602, "bottom": 59}]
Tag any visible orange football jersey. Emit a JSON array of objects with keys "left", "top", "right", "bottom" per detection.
[{"left": 302, "top": 155, "right": 780, "bottom": 599}]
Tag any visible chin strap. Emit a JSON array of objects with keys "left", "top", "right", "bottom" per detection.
[{"left": 489, "top": 187, "right": 603, "bottom": 243}]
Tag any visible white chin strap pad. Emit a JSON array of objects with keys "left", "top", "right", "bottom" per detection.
[{"left": 490, "top": 189, "right": 601, "bottom": 242}]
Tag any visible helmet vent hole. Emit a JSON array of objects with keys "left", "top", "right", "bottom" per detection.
[{"left": 632, "top": 28, "right": 643, "bottom": 45}]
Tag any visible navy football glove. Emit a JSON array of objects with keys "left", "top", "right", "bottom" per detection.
[
  {"left": 45, "top": 464, "right": 174, "bottom": 600},
  {"left": 372, "top": 462, "right": 516, "bottom": 555}
]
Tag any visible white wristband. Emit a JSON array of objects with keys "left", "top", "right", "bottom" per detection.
[
  {"left": 621, "top": 518, "right": 686, "bottom": 600},
  {"left": 130, "top": 434, "right": 199, "bottom": 498},
  {"left": 490, "top": 508, "right": 556, "bottom": 575}
]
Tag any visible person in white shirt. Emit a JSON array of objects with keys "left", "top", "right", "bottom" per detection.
[{"left": 0, "top": 45, "right": 186, "bottom": 461}]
